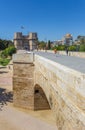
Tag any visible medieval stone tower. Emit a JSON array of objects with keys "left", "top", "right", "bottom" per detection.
[{"left": 14, "top": 32, "right": 38, "bottom": 50}]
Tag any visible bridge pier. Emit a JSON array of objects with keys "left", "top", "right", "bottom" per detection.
[
  {"left": 13, "top": 53, "right": 35, "bottom": 109},
  {"left": 13, "top": 52, "right": 50, "bottom": 110}
]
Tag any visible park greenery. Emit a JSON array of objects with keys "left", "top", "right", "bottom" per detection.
[
  {"left": 0, "top": 36, "right": 85, "bottom": 66},
  {"left": 38, "top": 37, "right": 85, "bottom": 52},
  {"left": 0, "top": 58, "right": 10, "bottom": 66},
  {"left": 0, "top": 39, "right": 13, "bottom": 50},
  {"left": 0, "top": 39, "right": 16, "bottom": 66},
  {"left": 52, "top": 44, "right": 85, "bottom": 52}
]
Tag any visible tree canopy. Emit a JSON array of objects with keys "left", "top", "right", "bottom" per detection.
[{"left": 0, "top": 38, "right": 13, "bottom": 50}]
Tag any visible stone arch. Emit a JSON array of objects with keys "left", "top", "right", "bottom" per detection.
[{"left": 34, "top": 84, "right": 50, "bottom": 110}]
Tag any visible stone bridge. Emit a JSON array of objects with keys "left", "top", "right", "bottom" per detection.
[{"left": 13, "top": 51, "right": 85, "bottom": 130}]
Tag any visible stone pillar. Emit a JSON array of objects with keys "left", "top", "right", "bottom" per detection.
[{"left": 13, "top": 52, "right": 34, "bottom": 110}]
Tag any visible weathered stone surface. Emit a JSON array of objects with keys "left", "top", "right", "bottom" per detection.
[
  {"left": 13, "top": 53, "right": 34, "bottom": 109},
  {"left": 34, "top": 85, "right": 50, "bottom": 110},
  {"left": 13, "top": 53, "right": 50, "bottom": 111},
  {"left": 13, "top": 53, "right": 34, "bottom": 63},
  {"left": 58, "top": 51, "right": 85, "bottom": 58},
  {"left": 13, "top": 52, "right": 85, "bottom": 130},
  {"left": 34, "top": 54, "right": 85, "bottom": 130},
  {"left": 13, "top": 76, "right": 34, "bottom": 109},
  {"left": 13, "top": 63, "right": 34, "bottom": 78}
]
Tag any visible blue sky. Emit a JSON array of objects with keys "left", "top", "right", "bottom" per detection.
[{"left": 0, "top": 0, "right": 85, "bottom": 41}]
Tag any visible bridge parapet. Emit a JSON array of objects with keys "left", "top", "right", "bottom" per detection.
[
  {"left": 13, "top": 52, "right": 85, "bottom": 130},
  {"left": 34, "top": 54, "right": 85, "bottom": 130}
]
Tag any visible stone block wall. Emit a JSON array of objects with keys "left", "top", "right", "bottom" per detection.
[
  {"left": 56, "top": 51, "right": 85, "bottom": 58},
  {"left": 39, "top": 50, "right": 85, "bottom": 58},
  {"left": 34, "top": 85, "right": 50, "bottom": 110},
  {"left": 13, "top": 53, "right": 50, "bottom": 110},
  {"left": 13, "top": 63, "right": 34, "bottom": 109},
  {"left": 34, "top": 54, "right": 85, "bottom": 130},
  {"left": 13, "top": 53, "right": 35, "bottom": 110},
  {"left": 13, "top": 52, "right": 85, "bottom": 130}
]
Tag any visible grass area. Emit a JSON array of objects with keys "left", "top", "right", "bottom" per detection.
[{"left": 0, "top": 58, "right": 11, "bottom": 66}]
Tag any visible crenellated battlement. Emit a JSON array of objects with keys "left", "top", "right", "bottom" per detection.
[{"left": 13, "top": 32, "right": 38, "bottom": 50}]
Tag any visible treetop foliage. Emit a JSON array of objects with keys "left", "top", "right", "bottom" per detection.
[{"left": 0, "top": 38, "right": 13, "bottom": 50}]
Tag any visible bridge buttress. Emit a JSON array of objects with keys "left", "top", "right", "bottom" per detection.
[
  {"left": 13, "top": 52, "right": 50, "bottom": 110},
  {"left": 13, "top": 53, "right": 35, "bottom": 110}
]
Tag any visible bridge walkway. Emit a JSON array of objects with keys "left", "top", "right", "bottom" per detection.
[{"left": 34, "top": 51, "right": 85, "bottom": 74}]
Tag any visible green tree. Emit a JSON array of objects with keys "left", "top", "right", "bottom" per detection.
[
  {"left": 0, "top": 38, "right": 13, "bottom": 50},
  {"left": 48, "top": 40, "right": 51, "bottom": 50},
  {"left": 79, "top": 44, "right": 85, "bottom": 52},
  {"left": 38, "top": 41, "right": 46, "bottom": 49},
  {"left": 68, "top": 45, "right": 77, "bottom": 51},
  {"left": 58, "top": 45, "right": 66, "bottom": 50},
  {"left": 0, "top": 41, "right": 6, "bottom": 50},
  {"left": 1, "top": 46, "right": 16, "bottom": 58}
]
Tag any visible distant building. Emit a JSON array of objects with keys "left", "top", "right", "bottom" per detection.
[
  {"left": 74, "top": 36, "right": 85, "bottom": 45},
  {"left": 62, "top": 34, "right": 73, "bottom": 46},
  {"left": 77, "top": 36, "right": 85, "bottom": 41},
  {"left": 14, "top": 32, "right": 38, "bottom": 50},
  {"left": 74, "top": 39, "right": 80, "bottom": 45},
  {"left": 51, "top": 40, "right": 63, "bottom": 47}
]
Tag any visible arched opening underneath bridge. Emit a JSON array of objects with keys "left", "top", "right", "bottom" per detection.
[
  {"left": 34, "top": 84, "right": 56, "bottom": 125},
  {"left": 34, "top": 84, "right": 50, "bottom": 110}
]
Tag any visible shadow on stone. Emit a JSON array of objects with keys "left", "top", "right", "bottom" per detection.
[
  {"left": 0, "top": 71, "right": 8, "bottom": 74},
  {"left": 0, "top": 67, "right": 6, "bottom": 69},
  {"left": 0, "top": 88, "right": 13, "bottom": 111}
]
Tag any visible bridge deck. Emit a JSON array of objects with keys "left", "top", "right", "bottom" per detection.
[{"left": 34, "top": 51, "right": 85, "bottom": 74}]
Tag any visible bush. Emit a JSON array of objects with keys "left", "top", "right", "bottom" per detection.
[
  {"left": 1, "top": 46, "right": 16, "bottom": 58},
  {"left": 57, "top": 45, "right": 66, "bottom": 50},
  {"left": 52, "top": 45, "right": 66, "bottom": 51},
  {"left": 0, "top": 58, "right": 10, "bottom": 66},
  {"left": 7, "top": 46, "right": 16, "bottom": 56},
  {"left": 79, "top": 44, "right": 85, "bottom": 52},
  {"left": 52, "top": 46, "right": 58, "bottom": 50},
  {"left": 0, "top": 42, "right": 6, "bottom": 50},
  {"left": 68, "top": 45, "right": 77, "bottom": 51}
]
